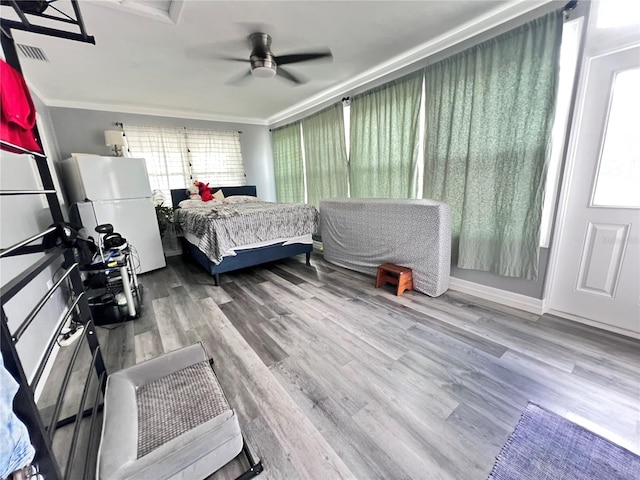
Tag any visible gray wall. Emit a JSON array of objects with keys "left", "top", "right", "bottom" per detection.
[
  {"left": 49, "top": 107, "right": 276, "bottom": 202},
  {"left": 451, "top": 248, "right": 549, "bottom": 299},
  {"left": 1, "top": 95, "right": 69, "bottom": 381}
]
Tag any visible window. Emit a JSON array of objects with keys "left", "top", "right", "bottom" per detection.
[
  {"left": 274, "top": 13, "right": 579, "bottom": 250},
  {"left": 596, "top": 0, "right": 640, "bottom": 29},
  {"left": 592, "top": 67, "right": 640, "bottom": 207},
  {"left": 124, "top": 125, "right": 244, "bottom": 204},
  {"left": 343, "top": 102, "right": 351, "bottom": 197},
  {"left": 185, "top": 129, "right": 244, "bottom": 186},
  {"left": 539, "top": 17, "right": 582, "bottom": 247}
]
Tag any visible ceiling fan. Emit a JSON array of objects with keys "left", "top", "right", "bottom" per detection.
[{"left": 220, "top": 32, "right": 332, "bottom": 86}]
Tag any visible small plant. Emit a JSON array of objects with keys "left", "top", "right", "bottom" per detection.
[{"left": 155, "top": 205, "right": 174, "bottom": 237}]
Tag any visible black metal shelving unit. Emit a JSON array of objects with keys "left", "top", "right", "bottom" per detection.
[{"left": 1, "top": 2, "right": 103, "bottom": 478}]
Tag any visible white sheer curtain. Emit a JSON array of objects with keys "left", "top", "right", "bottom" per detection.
[
  {"left": 124, "top": 125, "right": 245, "bottom": 205},
  {"left": 186, "top": 129, "right": 245, "bottom": 186},
  {"left": 124, "top": 125, "right": 189, "bottom": 205}
]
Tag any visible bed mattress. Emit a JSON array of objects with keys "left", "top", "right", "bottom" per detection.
[{"left": 320, "top": 198, "right": 451, "bottom": 297}]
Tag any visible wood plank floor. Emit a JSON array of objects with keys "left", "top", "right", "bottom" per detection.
[{"left": 48, "top": 252, "right": 640, "bottom": 479}]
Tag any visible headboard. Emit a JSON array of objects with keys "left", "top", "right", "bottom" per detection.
[{"left": 170, "top": 185, "right": 258, "bottom": 208}]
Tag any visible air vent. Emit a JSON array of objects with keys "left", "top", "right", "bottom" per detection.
[{"left": 16, "top": 44, "right": 49, "bottom": 62}]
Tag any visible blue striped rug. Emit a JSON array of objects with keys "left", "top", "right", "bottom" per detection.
[{"left": 487, "top": 403, "right": 640, "bottom": 480}]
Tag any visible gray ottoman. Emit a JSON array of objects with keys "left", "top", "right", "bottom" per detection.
[{"left": 97, "top": 344, "right": 245, "bottom": 480}]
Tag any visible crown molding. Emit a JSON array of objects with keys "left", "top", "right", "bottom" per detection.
[
  {"left": 267, "top": 0, "right": 553, "bottom": 126},
  {"left": 42, "top": 99, "right": 269, "bottom": 126}
]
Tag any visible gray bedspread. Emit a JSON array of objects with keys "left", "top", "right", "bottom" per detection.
[
  {"left": 174, "top": 201, "right": 319, "bottom": 264},
  {"left": 320, "top": 198, "right": 451, "bottom": 297}
]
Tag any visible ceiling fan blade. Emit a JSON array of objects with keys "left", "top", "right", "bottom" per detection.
[
  {"left": 218, "top": 56, "right": 249, "bottom": 62},
  {"left": 225, "top": 70, "right": 253, "bottom": 86},
  {"left": 184, "top": 39, "right": 248, "bottom": 61},
  {"left": 275, "top": 50, "right": 332, "bottom": 66},
  {"left": 184, "top": 50, "right": 246, "bottom": 62},
  {"left": 276, "top": 67, "right": 307, "bottom": 85}
]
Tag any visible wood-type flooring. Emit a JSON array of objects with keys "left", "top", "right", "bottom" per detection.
[{"left": 39, "top": 252, "right": 640, "bottom": 479}]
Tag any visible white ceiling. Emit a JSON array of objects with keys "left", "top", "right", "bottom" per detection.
[{"left": 10, "top": 0, "right": 546, "bottom": 124}]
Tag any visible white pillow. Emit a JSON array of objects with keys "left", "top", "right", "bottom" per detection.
[
  {"left": 224, "top": 195, "right": 261, "bottom": 204},
  {"left": 178, "top": 199, "right": 222, "bottom": 209},
  {"left": 213, "top": 189, "right": 225, "bottom": 200}
]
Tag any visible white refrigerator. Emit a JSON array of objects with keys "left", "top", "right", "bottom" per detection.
[{"left": 60, "top": 155, "right": 166, "bottom": 273}]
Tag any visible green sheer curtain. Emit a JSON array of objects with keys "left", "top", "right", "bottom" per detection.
[
  {"left": 350, "top": 72, "right": 422, "bottom": 198},
  {"left": 302, "top": 103, "right": 348, "bottom": 207},
  {"left": 423, "top": 11, "right": 563, "bottom": 279},
  {"left": 272, "top": 123, "right": 304, "bottom": 203}
]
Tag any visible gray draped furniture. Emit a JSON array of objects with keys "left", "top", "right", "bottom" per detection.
[{"left": 320, "top": 198, "right": 451, "bottom": 297}]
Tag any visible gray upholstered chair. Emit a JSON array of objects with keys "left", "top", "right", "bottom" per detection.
[{"left": 97, "top": 343, "right": 262, "bottom": 480}]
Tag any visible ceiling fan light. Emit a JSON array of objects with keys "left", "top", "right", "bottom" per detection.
[{"left": 252, "top": 66, "right": 276, "bottom": 78}]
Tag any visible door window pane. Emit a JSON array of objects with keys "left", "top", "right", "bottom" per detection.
[
  {"left": 597, "top": 0, "right": 640, "bottom": 29},
  {"left": 592, "top": 68, "right": 640, "bottom": 207}
]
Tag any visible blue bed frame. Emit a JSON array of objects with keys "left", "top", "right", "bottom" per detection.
[{"left": 171, "top": 186, "right": 312, "bottom": 285}]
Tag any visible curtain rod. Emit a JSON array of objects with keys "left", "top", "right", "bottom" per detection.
[{"left": 115, "top": 122, "right": 242, "bottom": 134}]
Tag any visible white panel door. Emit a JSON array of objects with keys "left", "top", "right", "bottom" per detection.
[
  {"left": 76, "top": 155, "right": 152, "bottom": 200},
  {"left": 550, "top": 45, "right": 640, "bottom": 336}
]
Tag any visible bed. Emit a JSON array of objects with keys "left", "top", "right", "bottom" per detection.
[{"left": 171, "top": 186, "right": 318, "bottom": 285}]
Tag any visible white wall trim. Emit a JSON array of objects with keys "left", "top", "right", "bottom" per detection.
[
  {"left": 42, "top": 99, "right": 268, "bottom": 126},
  {"left": 448, "top": 277, "right": 544, "bottom": 315},
  {"left": 31, "top": 305, "right": 69, "bottom": 402},
  {"left": 448, "top": 278, "right": 639, "bottom": 340},
  {"left": 267, "top": 0, "right": 552, "bottom": 125},
  {"left": 547, "top": 309, "right": 640, "bottom": 340},
  {"left": 542, "top": 46, "right": 591, "bottom": 309}
]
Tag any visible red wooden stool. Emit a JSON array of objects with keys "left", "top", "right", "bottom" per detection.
[{"left": 375, "top": 263, "right": 413, "bottom": 296}]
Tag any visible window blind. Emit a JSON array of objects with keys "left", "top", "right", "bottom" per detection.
[
  {"left": 124, "top": 125, "right": 244, "bottom": 205},
  {"left": 186, "top": 129, "right": 245, "bottom": 186}
]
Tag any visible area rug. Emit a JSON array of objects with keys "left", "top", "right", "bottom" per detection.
[{"left": 487, "top": 403, "right": 640, "bottom": 480}]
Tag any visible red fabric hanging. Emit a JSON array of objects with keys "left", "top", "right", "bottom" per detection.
[{"left": 0, "top": 59, "right": 42, "bottom": 153}]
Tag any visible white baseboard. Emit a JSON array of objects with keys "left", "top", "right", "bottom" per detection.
[
  {"left": 448, "top": 277, "right": 544, "bottom": 315},
  {"left": 547, "top": 309, "right": 640, "bottom": 340},
  {"left": 447, "top": 278, "right": 640, "bottom": 339}
]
